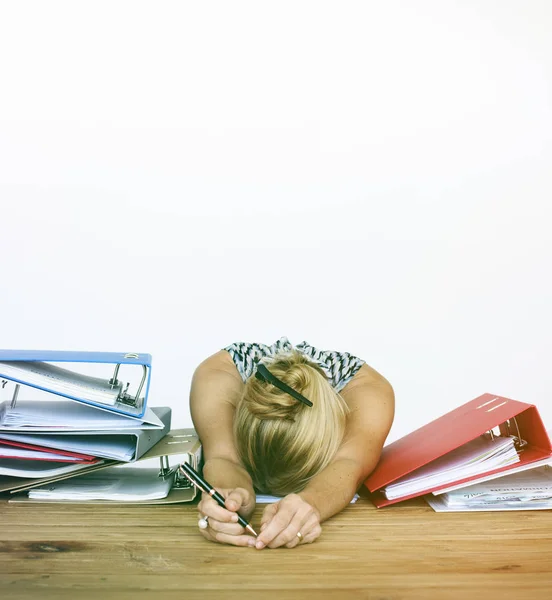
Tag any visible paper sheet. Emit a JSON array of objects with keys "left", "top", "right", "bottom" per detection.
[
  {"left": 0, "top": 431, "right": 136, "bottom": 461},
  {"left": 27, "top": 466, "right": 171, "bottom": 501},
  {"left": 0, "top": 361, "right": 122, "bottom": 405},
  {"left": 384, "top": 436, "right": 520, "bottom": 500},
  {"left": 0, "top": 458, "right": 103, "bottom": 478},
  {"left": 0, "top": 400, "right": 162, "bottom": 431}
]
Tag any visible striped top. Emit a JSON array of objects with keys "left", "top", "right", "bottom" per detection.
[{"left": 223, "top": 337, "right": 365, "bottom": 392}]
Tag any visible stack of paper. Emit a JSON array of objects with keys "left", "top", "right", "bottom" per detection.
[
  {"left": 27, "top": 466, "right": 172, "bottom": 502},
  {"left": 255, "top": 493, "right": 360, "bottom": 504},
  {"left": 0, "top": 350, "right": 179, "bottom": 504},
  {"left": 0, "top": 432, "right": 137, "bottom": 462},
  {"left": 0, "top": 459, "right": 102, "bottom": 479},
  {"left": 0, "top": 438, "right": 98, "bottom": 462},
  {"left": 0, "top": 401, "right": 171, "bottom": 471},
  {"left": 426, "top": 465, "right": 552, "bottom": 511},
  {"left": 4, "top": 429, "right": 203, "bottom": 505},
  {"left": 0, "top": 361, "right": 123, "bottom": 405},
  {"left": 0, "top": 400, "right": 164, "bottom": 429},
  {"left": 382, "top": 436, "right": 520, "bottom": 500}
]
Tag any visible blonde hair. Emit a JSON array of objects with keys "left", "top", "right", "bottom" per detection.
[{"left": 233, "top": 351, "right": 350, "bottom": 495}]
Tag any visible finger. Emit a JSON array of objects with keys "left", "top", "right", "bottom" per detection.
[
  {"left": 285, "top": 515, "right": 322, "bottom": 548},
  {"left": 267, "top": 507, "right": 313, "bottom": 549},
  {"left": 284, "top": 523, "right": 322, "bottom": 548},
  {"left": 197, "top": 518, "right": 252, "bottom": 546},
  {"left": 256, "top": 503, "right": 299, "bottom": 549},
  {"left": 260, "top": 503, "right": 279, "bottom": 529},
  {"left": 224, "top": 488, "right": 250, "bottom": 512},
  {"left": 201, "top": 527, "right": 257, "bottom": 547},
  {"left": 206, "top": 517, "right": 246, "bottom": 537},
  {"left": 198, "top": 495, "right": 240, "bottom": 524}
]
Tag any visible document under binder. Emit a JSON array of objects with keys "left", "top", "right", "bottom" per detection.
[
  {"left": 425, "top": 465, "right": 552, "bottom": 512},
  {"left": 0, "top": 400, "right": 164, "bottom": 431},
  {"left": 364, "top": 393, "right": 552, "bottom": 507},
  {"left": 0, "top": 350, "right": 152, "bottom": 419},
  {"left": 0, "top": 438, "right": 98, "bottom": 462},
  {"left": 5, "top": 428, "right": 203, "bottom": 504},
  {"left": 0, "top": 406, "right": 172, "bottom": 463},
  {"left": 26, "top": 467, "right": 175, "bottom": 502}
]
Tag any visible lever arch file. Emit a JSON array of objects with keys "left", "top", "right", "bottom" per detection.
[
  {"left": 7, "top": 428, "right": 203, "bottom": 505},
  {"left": 364, "top": 393, "right": 552, "bottom": 508},
  {"left": 0, "top": 350, "right": 152, "bottom": 418},
  {"left": 0, "top": 406, "right": 172, "bottom": 463}
]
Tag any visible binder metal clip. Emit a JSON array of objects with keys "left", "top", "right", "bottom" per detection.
[
  {"left": 109, "top": 363, "right": 148, "bottom": 408},
  {"left": 158, "top": 455, "right": 193, "bottom": 489},
  {"left": 485, "top": 416, "right": 528, "bottom": 452},
  {"left": 504, "top": 417, "right": 528, "bottom": 452}
]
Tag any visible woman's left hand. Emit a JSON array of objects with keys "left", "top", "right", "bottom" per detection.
[{"left": 255, "top": 493, "right": 322, "bottom": 549}]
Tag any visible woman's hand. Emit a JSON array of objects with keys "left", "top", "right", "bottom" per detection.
[
  {"left": 197, "top": 487, "right": 257, "bottom": 547},
  {"left": 255, "top": 493, "right": 322, "bottom": 549}
]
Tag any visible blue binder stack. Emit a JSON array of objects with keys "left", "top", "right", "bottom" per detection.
[{"left": 0, "top": 350, "right": 172, "bottom": 485}]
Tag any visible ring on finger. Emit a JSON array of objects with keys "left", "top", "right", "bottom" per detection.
[
  {"left": 296, "top": 531, "right": 303, "bottom": 542},
  {"left": 198, "top": 516, "right": 209, "bottom": 530}
]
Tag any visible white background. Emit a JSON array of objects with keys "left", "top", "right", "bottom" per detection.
[{"left": 1, "top": 1, "right": 551, "bottom": 443}]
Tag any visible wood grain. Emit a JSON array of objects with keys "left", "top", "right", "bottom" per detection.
[{"left": 1, "top": 495, "right": 551, "bottom": 600}]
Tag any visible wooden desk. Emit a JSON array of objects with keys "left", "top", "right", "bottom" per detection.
[{"left": 1, "top": 496, "right": 551, "bottom": 600}]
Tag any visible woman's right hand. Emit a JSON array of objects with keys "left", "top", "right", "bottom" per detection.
[{"left": 197, "top": 487, "right": 257, "bottom": 547}]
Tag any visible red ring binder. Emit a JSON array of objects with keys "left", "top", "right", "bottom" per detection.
[{"left": 364, "top": 393, "right": 552, "bottom": 507}]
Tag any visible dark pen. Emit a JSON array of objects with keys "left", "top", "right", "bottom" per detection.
[{"left": 178, "top": 461, "right": 258, "bottom": 537}]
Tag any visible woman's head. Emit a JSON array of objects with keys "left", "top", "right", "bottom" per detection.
[{"left": 233, "top": 351, "right": 349, "bottom": 495}]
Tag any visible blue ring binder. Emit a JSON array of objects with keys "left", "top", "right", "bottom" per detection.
[{"left": 0, "top": 350, "right": 152, "bottom": 419}]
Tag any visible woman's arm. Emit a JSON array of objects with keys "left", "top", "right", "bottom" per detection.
[
  {"left": 255, "top": 364, "right": 394, "bottom": 549},
  {"left": 189, "top": 350, "right": 257, "bottom": 546},
  {"left": 190, "top": 351, "right": 251, "bottom": 491},
  {"left": 300, "top": 364, "right": 395, "bottom": 519}
]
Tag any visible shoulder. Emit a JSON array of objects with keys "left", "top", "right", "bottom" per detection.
[
  {"left": 341, "top": 363, "right": 393, "bottom": 395},
  {"left": 334, "top": 364, "right": 395, "bottom": 466},
  {"left": 189, "top": 351, "right": 244, "bottom": 463},
  {"left": 194, "top": 350, "right": 243, "bottom": 383},
  {"left": 340, "top": 363, "right": 395, "bottom": 433}
]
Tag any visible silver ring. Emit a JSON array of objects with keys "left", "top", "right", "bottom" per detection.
[
  {"left": 296, "top": 531, "right": 303, "bottom": 541},
  {"left": 198, "top": 516, "right": 209, "bottom": 529}
]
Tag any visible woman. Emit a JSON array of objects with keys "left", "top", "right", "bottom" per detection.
[{"left": 190, "top": 337, "right": 394, "bottom": 550}]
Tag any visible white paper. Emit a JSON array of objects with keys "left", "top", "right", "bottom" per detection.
[
  {"left": 434, "top": 456, "right": 552, "bottom": 495},
  {"left": 0, "top": 446, "right": 88, "bottom": 462},
  {"left": 0, "top": 361, "right": 122, "bottom": 405},
  {"left": 383, "top": 436, "right": 520, "bottom": 500},
  {"left": 426, "top": 493, "right": 552, "bottom": 512},
  {"left": 0, "top": 459, "right": 103, "bottom": 478},
  {"left": 256, "top": 493, "right": 360, "bottom": 504},
  {"left": 0, "top": 432, "right": 136, "bottom": 461},
  {"left": 28, "top": 466, "right": 171, "bottom": 501},
  {"left": 0, "top": 400, "right": 162, "bottom": 431},
  {"left": 438, "top": 466, "right": 552, "bottom": 505}
]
